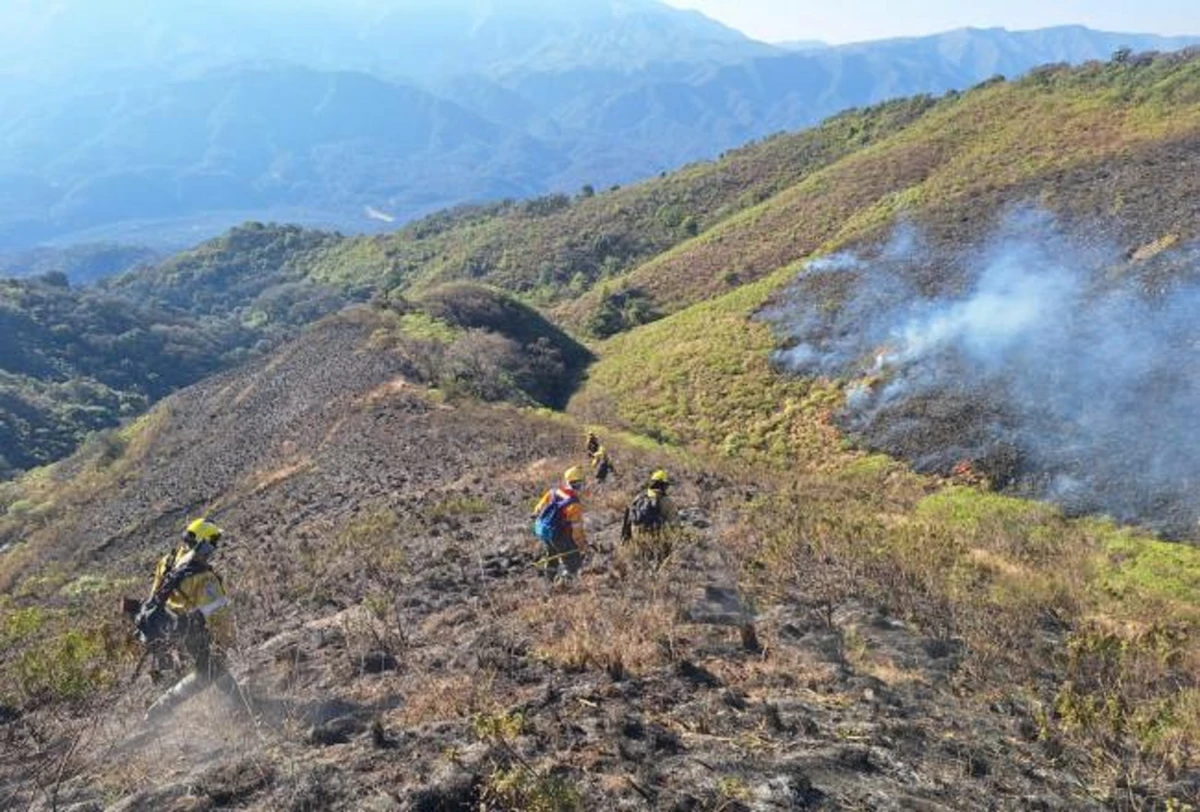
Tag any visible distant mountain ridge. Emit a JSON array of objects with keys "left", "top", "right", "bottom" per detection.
[
  {"left": 0, "top": 0, "right": 1196, "bottom": 253},
  {"left": 520, "top": 25, "right": 1200, "bottom": 166},
  {"left": 0, "top": 65, "right": 558, "bottom": 247},
  {"left": 0, "top": 0, "right": 772, "bottom": 86}
]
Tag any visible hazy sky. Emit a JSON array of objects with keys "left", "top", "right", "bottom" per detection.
[{"left": 662, "top": 0, "right": 1200, "bottom": 44}]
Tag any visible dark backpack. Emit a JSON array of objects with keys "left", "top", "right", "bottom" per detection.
[
  {"left": 532, "top": 491, "right": 575, "bottom": 543},
  {"left": 133, "top": 600, "right": 176, "bottom": 646},
  {"left": 133, "top": 550, "right": 210, "bottom": 646},
  {"left": 627, "top": 492, "right": 663, "bottom": 532}
]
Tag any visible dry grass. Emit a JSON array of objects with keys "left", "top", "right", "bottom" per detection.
[
  {"left": 247, "top": 458, "right": 314, "bottom": 495},
  {"left": 858, "top": 658, "right": 927, "bottom": 688},
  {"left": 390, "top": 671, "right": 508, "bottom": 727},
  {"left": 520, "top": 582, "right": 677, "bottom": 677},
  {"left": 357, "top": 377, "right": 415, "bottom": 407},
  {"left": 701, "top": 640, "right": 842, "bottom": 695}
]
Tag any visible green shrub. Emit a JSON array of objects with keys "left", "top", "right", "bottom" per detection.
[
  {"left": 480, "top": 766, "right": 582, "bottom": 812},
  {"left": 1, "top": 605, "right": 47, "bottom": 646},
  {"left": 6, "top": 626, "right": 119, "bottom": 704}
]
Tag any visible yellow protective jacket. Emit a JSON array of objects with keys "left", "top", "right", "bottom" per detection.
[
  {"left": 152, "top": 545, "right": 233, "bottom": 647},
  {"left": 532, "top": 486, "right": 586, "bottom": 549}
]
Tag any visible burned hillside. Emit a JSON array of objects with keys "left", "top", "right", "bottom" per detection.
[
  {"left": 3, "top": 52, "right": 1200, "bottom": 811},
  {"left": 766, "top": 211, "right": 1200, "bottom": 537},
  {"left": 0, "top": 303, "right": 1143, "bottom": 811}
]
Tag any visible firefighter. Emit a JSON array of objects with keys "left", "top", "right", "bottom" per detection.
[
  {"left": 531, "top": 466, "right": 588, "bottom": 582},
  {"left": 620, "top": 469, "right": 680, "bottom": 564},
  {"left": 133, "top": 519, "right": 241, "bottom": 722},
  {"left": 585, "top": 432, "right": 616, "bottom": 483}
]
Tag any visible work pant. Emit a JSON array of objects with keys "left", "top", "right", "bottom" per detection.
[
  {"left": 540, "top": 534, "right": 582, "bottom": 582},
  {"left": 625, "top": 528, "right": 673, "bottom": 567},
  {"left": 144, "top": 617, "right": 241, "bottom": 722},
  {"left": 595, "top": 459, "right": 612, "bottom": 482}
]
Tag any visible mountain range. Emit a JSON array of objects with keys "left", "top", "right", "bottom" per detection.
[{"left": 0, "top": 0, "right": 1196, "bottom": 253}]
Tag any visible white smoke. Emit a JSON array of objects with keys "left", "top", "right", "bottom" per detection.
[
  {"left": 805, "top": 251, "right": 864, "bottom": 273},
  {"left": 885, "top": 254, "right": 1079, "bottom": 367},
  {"left": 767, "top": 210, "right": 1200, "bottom": 536}
]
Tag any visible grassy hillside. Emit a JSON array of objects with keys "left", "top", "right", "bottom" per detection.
[
  {"left": 300, "top": 94, "right": 937, "bottom": 301},
  {"left": 29, "top": 46, "right": 1199, "bottom": 477},
  {"left": 0, "top": 304, "right": 1191, "bottom": 809},
  {"left": 558, "top": 51, "right": 1200, "bottom": 331},
  {"left": 568, "top": 230, "right": 1200, "bottom": 804},
  {"left": 565, "top": 51, "right": 1200, "bottom": 797},
  {"left": 0, "top": 99, "right": 932, "bottom": 478}
]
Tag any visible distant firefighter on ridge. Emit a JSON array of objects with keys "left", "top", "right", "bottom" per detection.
[{"left": 586, "top": 431, "right": 616, "bottom": 483}]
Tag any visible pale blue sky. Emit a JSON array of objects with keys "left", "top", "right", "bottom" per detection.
[{"left": 663, "top": 0, "right": 1200, "bottom": 44}]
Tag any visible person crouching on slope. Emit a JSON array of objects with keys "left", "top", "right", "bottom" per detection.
[
  {"left": 531, "top": 466, "right": 588, "bottom": 583},
  {"left": 133, "top": 519, "right": 242, "bottom": 722}
]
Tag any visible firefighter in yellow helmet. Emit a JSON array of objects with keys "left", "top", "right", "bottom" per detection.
[
  {"left": 585, "top": 431, "right": 616, "bottom": 483},
  {"left": 531, "top": 466, "right": 588, "bottom": 582},
  {"left": 135, "top": 519, "right": 241, "bottom": 721},
  {"left": 620, "top": 469, "right": 680, "bottom": 563}
]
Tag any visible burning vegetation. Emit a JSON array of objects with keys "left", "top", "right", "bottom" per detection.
[{"left": 767, "top": 210, "right": 1200, "bottom": 538}]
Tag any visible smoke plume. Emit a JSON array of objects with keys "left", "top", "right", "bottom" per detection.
[{"left": 766, "top": 210, "right": 1200, "bottom": 537}]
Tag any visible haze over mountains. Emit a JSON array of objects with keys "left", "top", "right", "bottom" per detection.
[{"left": 0, "top": 0, "right": 1196, "bottom": 254}]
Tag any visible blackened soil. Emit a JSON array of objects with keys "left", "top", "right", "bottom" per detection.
[{"left": 2, "top": 309, "right": 1106, "bottom": 810}]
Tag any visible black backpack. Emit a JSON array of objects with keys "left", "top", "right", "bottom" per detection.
[
  {"left": 625, "top": 492, "right": 663, "bottom": 535},
  {"left": 133, "top": 550, "right": 209, "bottom": 645}
]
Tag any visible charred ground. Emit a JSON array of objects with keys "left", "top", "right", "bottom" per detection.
[
  {"left": 764, "top": 206, "right": 1200, "bottom": 538},
  {"left": 0, "top": 311, "right": 1132, "bottom": 811}
]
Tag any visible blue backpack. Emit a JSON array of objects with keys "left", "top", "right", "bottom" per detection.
[{"left": 533, "top": 491, "right": 575, "bottom": 543}]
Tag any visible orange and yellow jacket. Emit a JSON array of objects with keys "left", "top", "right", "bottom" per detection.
[
  {"left": 152, "top": 545, "right": 233, "bottom": 647},
  {"left": 532, "top": 485, "right": 587, "bottom": 549}
]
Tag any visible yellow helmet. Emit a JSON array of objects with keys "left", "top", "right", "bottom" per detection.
[
  {"left": 649, "top": 469, "right": 671, "bottom": 485},
  {"left": 563, "top": 466, "right": 586, "bottom": 487},
  {"left": 183, "top": 518, "right": 223, "bottom": 545}
]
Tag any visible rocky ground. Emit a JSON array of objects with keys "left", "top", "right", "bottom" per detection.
[{"left": 0, "top": 310, "right": 1128, "bottom": 809}]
